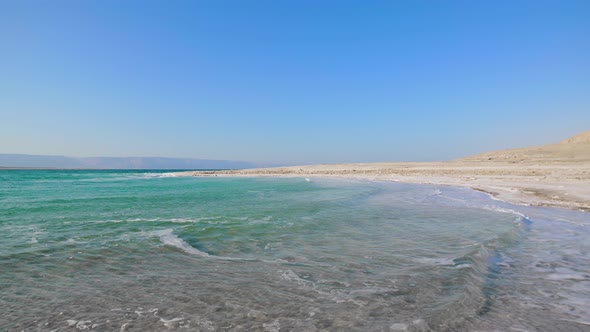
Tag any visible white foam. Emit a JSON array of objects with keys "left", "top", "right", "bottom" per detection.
[
  {"left": 414, "top": 257, "right": 455, "bottom": 266},
  {"left": 263, "top": 319, "right": 281, "bottom": 332},
  {"left": 93, "top": 217, "right": 211, "bottom": 224},
  {"left": 149, "top": 229, "right": 305, "bottom": 263},
  {"left": 154, "top": 229, "right": 210, "bottom": 257},
  {"left": 281, "top": 269, "right": 298, "bottom": 280},
  {"left": 480, "top": 205, "right": 532, "bottom": 223},
  {"left": 158, "top": 315, "right": 186, "bottom": 329},
  {"left": 66, "top": 320, "right": 92, "bottom": 330},
  {"left": 281, "top": 269, "right": 310, "bottom": 286},
  {"left": 134, "top": 308, "right": 158, "bottom": 316},
  {"left": 168, "top": 217, "right": 207, "bottom": 223},
  {"left": 76, "top": 320, "right": 92, "bottom": 330},
  {"left": 143, "top": 172, "right": 178, "bottom": 178},
  {"left": 151, "top": 229, "right": 262, "bottom": 262}
]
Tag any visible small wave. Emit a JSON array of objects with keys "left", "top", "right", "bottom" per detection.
[
  {"left": 92, "top": 217, "right": 218, "bottom": 224},
  {"left": 281, "top": 269, "right": 311, "bottom": 286},
  {"left": 554, "top": 217, "right": 589, "bottom": 227},
  {"left": 424, "top": 226, "right": 524, "bottom": 329},
  {"left": 150, "top": 229, "right": 262, "bottom": 262},
  {"left": 481, "top": 205, "right": 533, "bottom": 224},
  {"left": 142, "top": 172, "right": 178, "bottom": 178},
  {"left": 414, "top": 257, "right": 456, "bottom": 266},
  {"left": 150, "top": 230, "right": 319, "bottom": 265},
  {"left": 430, "top": 187, "right": 534, "bottom": 225},
  {"left": 153, "top": 229, "right": 210, "bottom": 257}
]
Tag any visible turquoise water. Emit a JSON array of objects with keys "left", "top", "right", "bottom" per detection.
[{"left": 1, "top": 170, "right": 589, "bottom": 331}]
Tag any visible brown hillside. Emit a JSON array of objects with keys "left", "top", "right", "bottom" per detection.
[{"left": 459, "top": 130, "right": 590, "bottom": 163}]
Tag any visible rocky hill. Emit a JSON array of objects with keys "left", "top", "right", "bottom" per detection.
[{"left": 459, "top": 130, "right": 590, "bottom": 163}]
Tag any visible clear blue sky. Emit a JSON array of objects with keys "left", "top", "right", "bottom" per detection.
[{"left": 1, "top": 1, "right": 589, "bottom": 165}]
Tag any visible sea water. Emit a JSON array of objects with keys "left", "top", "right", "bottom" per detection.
[{"left": 1, "top": 170, "right": 589, "bottom": 331}]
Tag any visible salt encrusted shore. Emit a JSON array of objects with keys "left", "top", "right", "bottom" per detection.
[{"left": 177, "top": 131, "right": 590, "bottom": 211}]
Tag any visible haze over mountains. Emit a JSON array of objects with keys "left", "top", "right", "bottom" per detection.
[
  {"left": 3, "top": 131, "right": 589, "bottom": 169},
  {"left": 0, "top": 154, "right": 255, "bottom": 169}
]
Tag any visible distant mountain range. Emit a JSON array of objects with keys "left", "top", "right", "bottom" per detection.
[{"left": 0, "top": 154, "right": 256, "bottom": 169}]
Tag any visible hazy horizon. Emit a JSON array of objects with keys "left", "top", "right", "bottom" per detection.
[
  {"left": 2, "top": 1, "right": 589, "bottom": 164},
  {"left": 0, "top": 153, "right": 262, "bottom": 169},
  {"left": 0, "top": 127, "right": 587, "bottom": 169}
]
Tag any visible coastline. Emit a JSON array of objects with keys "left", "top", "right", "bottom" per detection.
[
  {"left": 5, "top": 169, "right": 589, "bottom": 330},
  {"left": 174, "top": 161, "right": 590, "bottom": 212}
]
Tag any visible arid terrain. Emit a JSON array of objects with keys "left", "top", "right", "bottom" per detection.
[{"left": 178, "top": 131, "right": 590, "bottom": 211}]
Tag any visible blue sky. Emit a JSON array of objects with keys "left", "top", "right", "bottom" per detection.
[{"left": 1, "top": 1, "right": 589, "bottom": 165}]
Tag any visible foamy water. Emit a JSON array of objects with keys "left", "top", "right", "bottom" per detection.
[{"left": 0, "top": 170, "right": 588, "bottom": 331}]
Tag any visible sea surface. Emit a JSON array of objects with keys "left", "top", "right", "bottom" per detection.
[{"left": 1, "top": 170, "right": 589, "bottom": 331}]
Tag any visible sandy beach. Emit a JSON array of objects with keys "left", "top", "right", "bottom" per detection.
[{"left": 179, "top": 131, "right": 590, "bottom": 211}]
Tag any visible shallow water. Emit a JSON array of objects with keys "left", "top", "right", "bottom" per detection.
[{"left": 0, "top": 170, "right": 589, "bottom": 331}]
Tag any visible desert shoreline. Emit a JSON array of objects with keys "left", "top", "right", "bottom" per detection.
[
  {"left": 178, "top": 131, "right": 590, "bottom": 211},
  {"left": 175, "top": 163, "right": 589, "bottom": 212}
]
